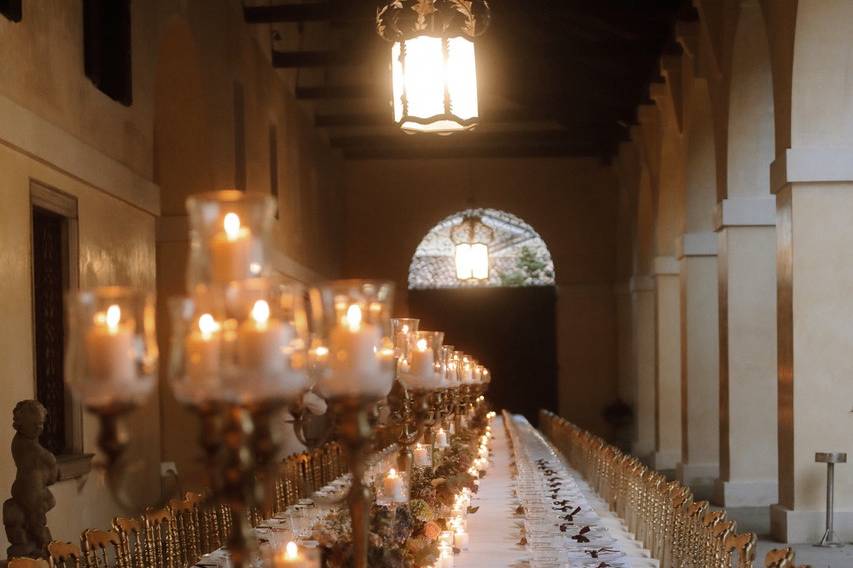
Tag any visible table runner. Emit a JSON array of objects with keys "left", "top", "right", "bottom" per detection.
[{"left": 195, "top": 414, "right": 657, "bottom": 567}]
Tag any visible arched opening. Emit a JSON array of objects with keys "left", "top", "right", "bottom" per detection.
[
  {"left": 407, "top": 209, "right": 557, "bottom": 424},
  {"left": 408, "top": 208, "right": 555, "bottom": 290}
]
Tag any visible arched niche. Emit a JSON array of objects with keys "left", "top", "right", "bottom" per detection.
[
  {"left": 684, "top": 79, "right": 717, "bottom": 232},
  {"left": 635, "top": 169, "right": 655, "bottom": 276},
  {"left": 726, "top": 1, "right": 775, "bottom": 199}
]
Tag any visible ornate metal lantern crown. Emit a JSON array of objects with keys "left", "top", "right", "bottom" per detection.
[
  {"left": 450, "top": 214, "right": 494, "bottom": 281},
  {"left": 377, "top": 0, "right": 491, "bottom": 134}
]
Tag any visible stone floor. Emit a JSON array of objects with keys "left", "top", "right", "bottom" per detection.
[{"left": 726, "top": 506, "right": 853, "bottom": 568}]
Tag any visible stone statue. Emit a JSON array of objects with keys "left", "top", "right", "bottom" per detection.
[{"left": 3, "top": 400, "right": 58, "bottom": 558}]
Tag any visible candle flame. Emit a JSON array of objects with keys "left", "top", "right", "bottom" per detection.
[
  {"left": 106, "top": 305, "right": 121, "bottom": 332},
  {"left": 388, "top": 468, "right": 397, "bottom": 479},
  {"left": 251, "top": 300, "right": 270, "bottom": 326},
  {"left": 198, "top": 313, "right": 219, "bottom": 339},
  {"left": 401, "top": 324, "right": 409, "bottom": 334},
  {"left": 223, "top": 212, "right": 241, "bottom": 241},
  {"left": 314, "top": 345, "right": 329, "bottom": 357},
  {"left": 345, "top": 304, "right": 362, "bottom": 332},
  {"left": 416, "top": 338, "right": 428, "bottom": 352},
  {"left": 285, "top": 541, "right": 298, "bottom": 560}
]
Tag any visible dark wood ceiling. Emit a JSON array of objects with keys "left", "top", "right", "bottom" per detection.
[{"left": 244, "top": 0, "right": 688, "bottom": 160}]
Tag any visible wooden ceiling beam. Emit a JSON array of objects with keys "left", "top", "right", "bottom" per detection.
[
  {"left": 342, "top": 144, "right": 602, "bottom": 160},
  {"left": 295, "top": 84, "right": 379, "bottom": 100},
  {"left": 329, "top": 130, "right": 615, "bottom": 150},
  {"left": 244, "top": 2, "right": 372, "bottom": 24},
  {"left": 272, "top": 49, "right": 365, "bottom": 68},
  {"left": 314, "top": 109, "right": 573, "bottom": 128}
]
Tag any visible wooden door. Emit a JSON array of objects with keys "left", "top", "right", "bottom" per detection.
[{"left": 408, "top": 286, "right": 558, "bottom": 425}]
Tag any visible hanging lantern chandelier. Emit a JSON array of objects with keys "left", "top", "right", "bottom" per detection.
[
  {"left": 377, "top": 0, "right": 491, "bottom": 134},
  {"left": 450, "top": 213, "right": 494, "bottom": 282}
]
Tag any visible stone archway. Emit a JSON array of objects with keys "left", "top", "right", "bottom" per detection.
[{"left": 715, "top": 0, "right": 779, "bottom": 509}]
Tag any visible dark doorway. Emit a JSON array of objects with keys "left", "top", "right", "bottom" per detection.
[{"left": 409, "top": 286, "right": 558, "bottom": 426}]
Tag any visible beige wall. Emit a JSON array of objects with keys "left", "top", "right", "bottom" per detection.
[
  {"left": 0, "top": 0, "right": 344, "bottom": 553},
  {"left": 342, "top": 158, "right": 620, "bottom": 437}
]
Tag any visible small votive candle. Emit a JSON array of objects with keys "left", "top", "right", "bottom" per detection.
[
  {"left": 435, "top": 428, "right": 449, "bottom": 449},
  {"left": 453, "top": 528, "right": 469, "bottom": 551},
  {"left": 383, "top": 468, "right": 406, "bottom": 503},
  {"left": 413, "top": 443, "right": 431, "bottom": 467},
  {"left": 273, "top": 541, "right": 317, "bottom": 568},
  {"left": 237, "top": 300, "right": 293, "bottom": 377}
]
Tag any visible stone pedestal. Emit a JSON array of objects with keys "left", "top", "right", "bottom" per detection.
[
  {"left": 677, "top": 233, "right": 720, "bottom": 489},
  {"left": 771, "top": 152, "right": 853, "bottom": 542},
  {"left": 630, "top": 275, "right": 656, "bottom": 459},
  {"left": 652, "top": 256, "right": 681, "bottom": 471},
  {"left": 714, "top": 197, "right": 779, "bottom": 507}
]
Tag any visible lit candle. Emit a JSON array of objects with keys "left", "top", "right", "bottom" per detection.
[
  {"left": 438, "top": 543, "right": 454, "bottom": 568},
  {"left": 185, "top": 313, "right": 221, "bottom": 384},
  {"left": 462, "top": 362, "right": 474, "bottom": 384},
  {"left": 238, "top": 300, "right": 293, "bottom": 377},
  {"left": 413, "top": 443, "right": 430, "bottom": 467},
  {"left": 210, "top": 212, "right": 254, "bottom": 283},
  {"left": 323, "top": 304, "right": 392, "bottom": 398},
  {"left": 401, "top": 338, "right": 439, "bottom": 389},
  {"left": 84, "top": 305, "right": 135, "bottom": 385},
  {"left": 435, "top": 427, "right": 449, "bottom": 449},
  {"left": 383, "top": 468, "right": 406, "bottom": 502},
  {"left": 453, "top": 527, "right": 469, "bottom": 551},
  {"left": 273, "top": 541, "right": 315, "bottom": 568}
]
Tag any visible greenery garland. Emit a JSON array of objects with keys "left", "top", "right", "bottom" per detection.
[{"left": 315, "top": 415, "right": 490, "bottom": 568}]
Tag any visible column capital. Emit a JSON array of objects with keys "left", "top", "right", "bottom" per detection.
[
  {"left": 653, "top": 255, "right": 680, "bottom": 275},
  {"left": 771, "top": 147, "right": 853, "bottom": 194},
  {"left": 713, "top": 197, "right": 776, "bottom": 230},
  {"left": 629, "top": 275, "right": 655, "bottom": 292},
  {"left": 676, "top": 232, "right": 717, "bottom": 259}
]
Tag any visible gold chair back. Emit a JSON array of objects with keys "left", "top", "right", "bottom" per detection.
[
  {"left": 83, "top": 528, "right": 122, "bottom": 568},
  {"left": 113, "top": 516, "right": 145, "bottom": 568},
  {"left": 764, "top": 547, "right": 796, "bottom": 568},
  {"left": 48, "top": 540, "right": 84, "bottom": 568},
  {"left": 725, "top": 531, "right": 757, "bottom": 568},
  {"left": 143, "top": 506, "right": 176, "bottom": 568},
  {"left": 169, "top": 497, "right": 200, "bottom": 565},
  {"left": 8, "top": 559, "right": 50, "bottom": 568}
]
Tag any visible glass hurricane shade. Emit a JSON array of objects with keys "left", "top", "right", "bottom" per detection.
[{"left": 391, "top": 35, "right": 479, "bottom": 134}]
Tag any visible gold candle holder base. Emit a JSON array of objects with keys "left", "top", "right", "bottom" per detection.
[{"left": 328, "top": 396, "right": 381, "bottom": 568}]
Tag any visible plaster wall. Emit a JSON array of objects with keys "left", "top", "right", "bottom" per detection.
[{"left": 343, "top": 158, "right": 619, "bottom": 438}]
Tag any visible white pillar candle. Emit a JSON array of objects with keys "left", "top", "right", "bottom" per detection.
[
  {"left": 238, "top": 300, "right": 293, "bottom": 376},
  {"left": 84, "top": 305, "right": 135, "bottom": 385},
  {"left": 413, "top": 443, "right": 431, "bottom": 467},
  {"left": 322, "top": 304, "right": 391, "bottom": 398},
  {"left": 383, "top": 468, "right": 406, "bottom": 502},
  {"left": 185, "top": 314, "right": 221, "bottom": 385},
  {"left": 402, "top": 338, "right": 440, "bottom": 389},
  {"left": 453, "top": 528, "right": 469, "bottom": 551},
  {"left": 435, "top": 428, "right": 449, "bottom": 449},
  {"left": 438, "top": 544, "right": 454, "bottom": 568},
  {"left": 210, "top": 212, "right": 254, "bottom": 283},
  {"left": 462, "top": 363, "right": 474, "bottom": 384}
]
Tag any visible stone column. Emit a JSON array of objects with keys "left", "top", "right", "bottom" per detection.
[
  {"left": 677, "top": 232, "right": 720, "bottom": 492},
  {"left": 770, "top": 150, "right": 853, "bottom": 542},
  {"left": 630, "top": 275, "right": 656, "bottom": 459},
  {"left": 651, "top": 256, "right": 681, "bottom": 471},
  {"left": 714, "top": 197, "right": 778, "bottom": 507}
]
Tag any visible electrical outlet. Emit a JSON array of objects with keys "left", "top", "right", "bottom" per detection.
[{"left": 160, "top": 461, "right": 178, "bottom": 477}]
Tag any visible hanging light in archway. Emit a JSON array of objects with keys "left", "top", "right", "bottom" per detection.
[
  {"left": 451, "top": 214, "right": 494, "bottom": 281},
  {"left": 377, "top": 0, "right": 490, "bottom": 134}
]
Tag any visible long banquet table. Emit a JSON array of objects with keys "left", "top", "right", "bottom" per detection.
[{"left": 195, "top": 413, "right": 658, "bottom": 567}]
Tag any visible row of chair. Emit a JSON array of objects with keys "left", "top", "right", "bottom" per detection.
[
  {"left": 539, "top": 410, "right": 807, "bottom": 568},
  {"left": 9, "top": 441, "right": 346, "bottom": 568}
]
